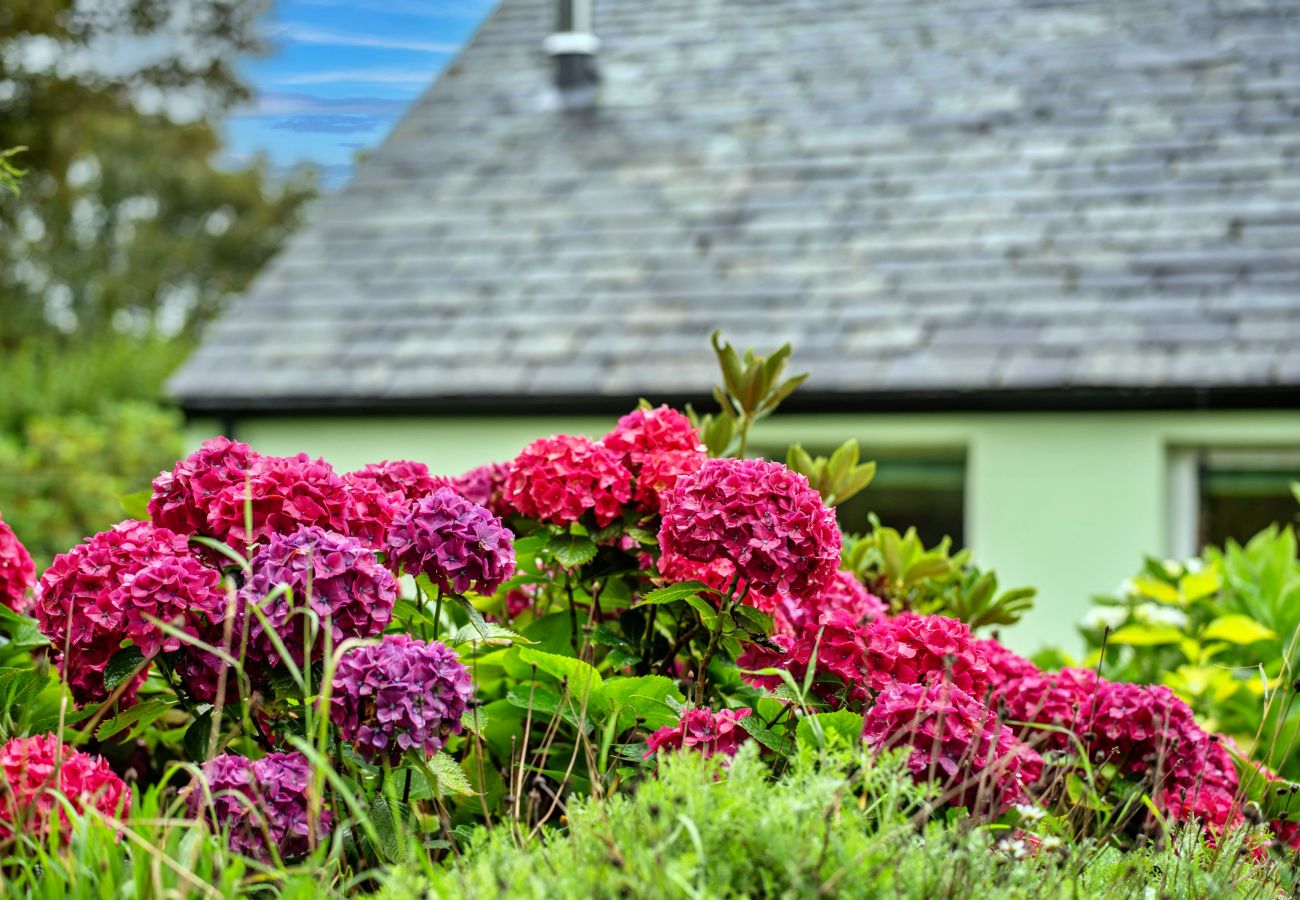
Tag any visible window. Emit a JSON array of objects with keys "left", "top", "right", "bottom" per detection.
[{"left": 1168, "top": 448, "right": 1300, "bottom": 556}]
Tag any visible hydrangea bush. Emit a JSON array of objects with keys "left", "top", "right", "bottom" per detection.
[{"left": 0, "top": 333, "right": 1295, "bottom": 894}]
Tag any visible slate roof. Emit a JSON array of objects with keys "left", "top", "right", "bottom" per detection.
[{"left": 171, "top": 0, "right": 1300, "bottom": 414}]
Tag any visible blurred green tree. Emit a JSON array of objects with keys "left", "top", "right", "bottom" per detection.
[{"left": 0, "top": 0, "right": 317, "bottom": 564}]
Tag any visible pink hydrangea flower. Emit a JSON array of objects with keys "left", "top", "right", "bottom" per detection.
[
  {"left": 992, "top": 667, "right": 1101, "bottom": 751},
  {"left": 658, "top": 458, "right": 840, "bottom": 602},
  {"left": 148, "top": 437, "right": 261, "bottom": 536},
  {"left": 449, "top": 462, "right": 514, "bottom": 519},
  {"left": 386, "top": 488, "right": 515, "bottom": 595},
  {"left": 861, "top": 613, "right": 991, "bottom": 697},
  {"left": 603, "top": 406, "right": 708, "bottom": 513},
  {"left": 241, "top": 526, "right": 396, "bottom": 668},
  {"left": 35, "top": 521, "right": 222, "bottom": 705},
  {"left": 973, "top": 638, "right": 1040, "bottom": 690},
  {"left": 0, "top": 734, "right": 130, "bottom": 841},
  {"left": 0, "top": 516, "right": 35, "bottom": 614},
  {"left": 345, "top": 459, "right": 447, "bottom": 506},
  {"left": 644, "top": 707, "right": 752, "bottom": 761},
  {"left": 339, "top": 473, "right": 399, "bottom": 554},
  {"left": 1157, "top": 787, "right": 1243, "bottom": 847},
  {"left": 774, "top": 570, "right": 887, "bottom": 636},
  {"left": 331, "top": 634, "right": 473, "bottom": 764},
  {"left": 862, "top": 682, "right": 1043, "bottom": 815},
  {"left": 189, "top": 752, "right": 331, "bottom": 862},
  {"left": 504, "top": 435, "right": 632, "bottom": 527},
  {"left": 737, "top": 609, "right": 869, "bottom": 707},
  {"left": 1081, "top": 681, "right": 1213, "bottom": 794},
  {"left": 206, "top": 453, "right": 352, "bottom": 551}
]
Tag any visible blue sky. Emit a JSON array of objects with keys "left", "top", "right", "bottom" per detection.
[{"left": 224, "top": 0, "right": 496, "bottom": 188}]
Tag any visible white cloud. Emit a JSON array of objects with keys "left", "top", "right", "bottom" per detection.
[
  {"left": 295, "top": 0, "right": 494, "bottom": 20},
  {"left": 267, "top": 23, "right": 459, "bottom": 53},
  {"left": 271, "top": 67, "right": 433, "bottom": 86},
  {"left": 238, "top": 91, "right": 410, "bottom": 118}
]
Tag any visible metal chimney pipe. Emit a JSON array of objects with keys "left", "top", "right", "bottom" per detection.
[{"left": 544, "top": 0, "right": 599, "bottom": 102}]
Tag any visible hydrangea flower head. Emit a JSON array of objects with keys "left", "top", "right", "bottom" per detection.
[
  {"left": 449, "top": 462, "right": 514, "bottom": 519},
  {"left": 861, "top": 613, "right": 991, "bottom": 696},
  {"left": 206, "top": 453, "right": 352, "bottom": 550},
  {"left": 148, "top": 437, "right": 261, "bottom": 536},
  {"left": 504, "top": 435, "right": 631, "bottom": 527},
  {"left": 331, "top": 634, "right": 473, "bottom": 764},
  {"left": 345, "top": 459, "right": 446, "bottom": 506},
  {"left": 0, "top": 516, "right": 35, "bottom": 614},
  {"left": 862, "top": 682, "right": 1043, "bottom": 814},
  {"left": 603, "top": 406, "right": 708, "bottom": 513},
  {"left": 386, "top": 488, "right": 515, "bottom": 595},
  {"left": 35, "top": 520, "right": 221, "bottom": 704},
  {"left": 658, "top": 457, "right": 840, "bottom": 601},
  {"left": 973, "top": 638, "right": 1040, "bottom": 690},
  {"left": 1081, "top": 681, "right": 1211, "bottom": 793},
  {"left": 737, "top": 609, "right": 869, "bottom": 707},
  {"left": 644, "top": 707, "right": 752, "bottom": 761},
  {"left": 189, "top": 752, "right": 331, "bottom": 862},
  {"left": 992, "top": 667, "right": 1100, "bottom": 751},
  {"left": 0, "top": 734, "right": 130, "bottom": 841},
  {"left": 775, "top": 570, "right": 887, "bottom": 636},
  {"left": 241, "top": 526, "right": 396, "bottom": 668}
]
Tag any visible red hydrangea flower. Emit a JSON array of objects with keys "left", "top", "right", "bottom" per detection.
[
  {"left": 1081, "top": 681, "right": 1212, "bottom": 794},
  {"left": 386, "top": 488, "right": 515, "bottom": 595},
  {"left": 603, "top": 406, "right": 707, "bottom": 513},
  {"left": 737, "top": 609, "right": 869, "bottom": 707},
  {"left": 504, "top": 435, "right": 632, "bottom": 527},
  {"left": 241, "top": 526, "right": 396, "bottom": 668},
  {"left": 861, "top": 613, "right": 991, "bottom": 697},
  {"left": 0, "top": 734, "right": 130, "bottom": 841},
  {"left": 774, "top": 570, "right": 887, "bottom": 636},
  {"left": 1157, "top": 787, "right": 1243, "bottom": 847},
  {"left": 449, "top": 462, "right": 514, "bottom": 519},
  {"left": 0, "top": 516, "right": 35, "bottom": 614},
  {"left": 658, "top": 458, "right": 840, "bottom": 601},
  {"left": 345, "top": 459, "right": 446, "bottom": 506},
  {"left": 148, "top": 437, "right": 260, "bottom": 536},
  {"left": 339, "top": 473, "right": 399, "bottom": 554},
  {"left": 35, "top": 521, "right": 221, "bottom": 705},
  {"left": 973, "top": 638, "right": 1040, "bottom": 690},
  {"left": 330, "top": 634, "right": 473, "bottom": 765},
  {"left": 993, "top": 667, "right": 1101, "bottom": 751},
  {"left": 862, "top": 682, "right": 1043, "bottom": 815},
  {"left": 206, "top": 453, "right": 352, "bottom": 551},
  {"left": 189, "top": 752, "right": 331, "bottom": 862},
  {"left": 657, "top": 550, "right": 737, "bottom": 594},
  {"left": 644, "top": 707, "right": 752, "bottom": 761}
]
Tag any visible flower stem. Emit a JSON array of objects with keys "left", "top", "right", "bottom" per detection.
[{"left": 432, "top": 585, "right": 444, "bottom": 640}]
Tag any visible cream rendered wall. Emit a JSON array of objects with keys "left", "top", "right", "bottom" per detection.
[{"left": 186, "top": 409, "right": 1300, "bottom": 654}]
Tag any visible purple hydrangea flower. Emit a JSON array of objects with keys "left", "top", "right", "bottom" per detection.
[
  {"left": 331, "top": 634, "right": 473, "bottom": 764},
  {"left": 241, "top": 525, "right": 397, "bottom": 668},
  {"left": 189, "top": 751, "right": 331, "bottom": 862},
  {"left": 385, "top": 488, "right": 516, "bottom": 595}
]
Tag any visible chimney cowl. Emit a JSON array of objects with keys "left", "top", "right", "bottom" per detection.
[{"left": 547, "top": 0, "right": 599, "bottom": 103}]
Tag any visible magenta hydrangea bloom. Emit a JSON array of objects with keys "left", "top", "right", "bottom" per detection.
[
  {"left": 189, "top": 752, "right": 331, "bottom": 862},
  {"left": 861, "top": 613, "right": 991, "bottom": 698},
  {"left": 241, "top": 526, "right": 396, "bottom": 668},
  {"left": 644, "top": 707, "right": 752, "bottom": 761},
  {"left": 993, "top": 667, "right": 1101, "bottom": 752},
  {"left": 973, "top": 638, "right": 1040, "bottom": 690},
  {"left": 35, "top": 521, "right": 222, "bottom": 705},
  {"left": 0, "top": 516, "right": 35, "bottom": 614},
  {"left": 862, "top": 682, "right": 1043, "bottom": 815},
  {"left": 206, "top": 453, "right": 352, "bottom": 551},
  {"left": 0, "top": 734, "right": 130, "bottom": 842},
  {"left": 774, "top": 570, "right": 887, "bottom": 636},
  {"left": 658, "top": 458, "right": 840, "bottom": 601},
  {"left": 603, "top": 406, "right": 708, "bottom": 513},
  {"left": 504, "top": 435, "right": 632, "bottom": 527},
  {"left": 148, "top": 437, "right": 261, "bottom": 536},
  {"left": 330, "top": 633, "right": 473, "bottom": 764},
  {"left": 1081, "top": 681, "right": 1213, "bottom": 794},
  {"left": 450, "top": 462, "right": 514, "bottom": 519},
  {"left": 738, "top": 609, "right": 869, "bottom": 707},
  {"left": 345, "top": 459, "right": 446, "bottom": 506},
  {"left": 386, "top": 488, "right": 515, "bottom": 595}
]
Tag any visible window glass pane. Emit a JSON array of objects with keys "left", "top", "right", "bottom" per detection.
[{"left": 1197, "top": 449, "right": 1300, "bottom": 549}]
